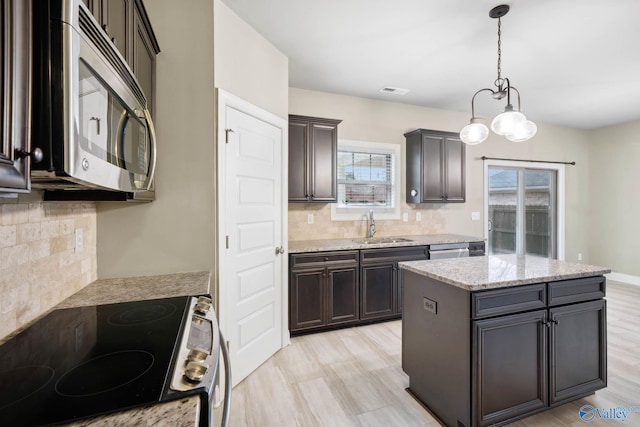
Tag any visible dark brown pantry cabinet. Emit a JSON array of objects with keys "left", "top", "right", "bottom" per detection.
[
  {"left": 0, "top": 0, "right": 32, "bottom": 193},
  {"left": 288, "top": 115, "right": 341, "bottom": 202},
  {"left": 405, "top": 129, "right": 465, "bottom": 203},
  {"left": 289, "top": 251, "right": 359, "bottom": 333}
]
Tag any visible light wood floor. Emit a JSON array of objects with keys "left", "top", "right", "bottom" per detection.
[{"left": 229, "top": 281, "right": 640, "bottom": 426}]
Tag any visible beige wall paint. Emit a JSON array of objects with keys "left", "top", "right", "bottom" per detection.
[
  {"left": 214, "top": 0, "right": 289, "bottom": 119},
  {"left": 96, "top": 0, "right": 216, "bottom": 279},
  {"left": 289, "top": 88, "right": 592, "bottom": 263},
  {"left": 0, "top": 194, "right": 97, "bottom": 341},
  {"left": 588, "top": 119, "right": 640, "bottom": 275}
]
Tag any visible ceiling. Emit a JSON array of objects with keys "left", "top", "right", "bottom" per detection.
[{"left": 221, "top": 0, "right": 640, "bottom": 130}]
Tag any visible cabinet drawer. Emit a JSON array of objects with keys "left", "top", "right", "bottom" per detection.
[
  {"left": 548, "top": 276, "right": 606, "bottom": 306},
  {"left": 290, "top": 251, "right": 359, "bottom": 269},
  {"left": 360, "top": 246, "right": 428, "bottom": 264},
  {"left": 472, "top": 284, "right": 547, "bottom": 319}
]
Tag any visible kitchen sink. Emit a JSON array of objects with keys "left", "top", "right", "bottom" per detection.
[{"left": 352, "top": 237, "right": 413, "bottom": 244}]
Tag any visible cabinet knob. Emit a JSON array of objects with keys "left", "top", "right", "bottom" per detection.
[
  {"left": 102, "top": 24, "right": 110, "bottom": 35},
  {"left": 410, "top": 189, "right": 418, "bottom": 197},
  {"left": 15, "top": 147, "right": 43, "bottom": 163},
  {"left": 275, "top": 246, "right": 285, "bottom": 255},
  {"left": 111, "top": 36, "right": 117, "bottom": 46}
]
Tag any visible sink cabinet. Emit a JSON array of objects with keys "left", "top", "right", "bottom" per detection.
[
  {"left": 0, "top": 0, "right": 32, "bottom": 193},
  {"left": 288, "top": 115, "right": 341, "bottom": 203},
  {"left": 405, "top": 129, "right": 465, "bottom": 203},
  {"left": 360, "top": 246, "right": 429, "bottom": 320},
  {"left": 289, "top": 251, "right": 359, "bottom": 333}
]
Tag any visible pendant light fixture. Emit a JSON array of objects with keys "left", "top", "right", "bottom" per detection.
[{"left": 460, "top": 5, "right": 536, "bottom": 145}]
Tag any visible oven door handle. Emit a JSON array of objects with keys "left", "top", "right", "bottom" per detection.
[{"left": 219, "top": 330, "right": 232, "bottom": 427}]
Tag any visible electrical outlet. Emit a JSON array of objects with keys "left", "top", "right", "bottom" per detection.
[
  {"left": 307, "top": 213, "right": 314, "bottom": 224},
  {"left": 402, "top": 213, "right": 408, "bottom": 222},
  {"left": 416, "top": 212, "right": 422, "bottom": 222},
  {"left": 578, "top": 253, "right": 583, "bottom": 261},
  {"left": 75, "top": 228, "right": 83, "bottom": 253}
]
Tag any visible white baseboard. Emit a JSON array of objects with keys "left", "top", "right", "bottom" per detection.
[{"left": 606, "top": 272, "right": 640, "bottom": 287}]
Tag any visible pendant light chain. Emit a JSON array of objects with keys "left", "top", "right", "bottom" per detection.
[{"left": 496, "top": 17, "right": 502, "bottom": 86}]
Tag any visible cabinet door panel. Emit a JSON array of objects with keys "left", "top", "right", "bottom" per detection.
[
  {"left": 444, "top": 136, "right": 465, "bottom": 202},
  {"left": 328, "top": 266, "right": 359, "bottom": 325},
  {"left": 421, "top": 135, "right": 444, "bottom": 202},
  {"left": 473, "top": 310, "right": 548, "bottom": 426},
  {"left": 550, "top": 299, "right": 606, "bottom": 405},
  {"left": 288, "top": 121, "right": 308, "bottom": 201},
  {"left": 290, "top": 269, "right": 325, "bottom": 331},
  {"left": 361, "top": 264, "right": 395, "bottom": 320},
  {"left": 0, "top": 0, "right": 31, "bottom": 193},
  {"left": 104, "top": 0, "right": 130, "bottom": 61},
  {"left": 310, "top": 123, "right": 337, "bottom": 201}
]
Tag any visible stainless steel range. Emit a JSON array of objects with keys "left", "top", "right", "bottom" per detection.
[{"left": 0, "top": 295, "right": 231, "bottom": 426}]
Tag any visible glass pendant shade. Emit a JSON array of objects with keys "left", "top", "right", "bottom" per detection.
[
  {"left": 460, "top": 120, "right": 489, "bottom": 145},
  {"left": 505, "top": 120, "right": 537, "bottom": 142},
  {"left": 491, "top": 109, "right": 526, "bottom": 135}
]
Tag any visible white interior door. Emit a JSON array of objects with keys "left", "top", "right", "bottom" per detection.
[{"left": 217, "top": 90, "right": 288, "bottom": 387}]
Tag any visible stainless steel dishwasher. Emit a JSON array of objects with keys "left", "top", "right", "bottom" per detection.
[{"left": 428, "top": 242, "right": 470, "bottom": 259}]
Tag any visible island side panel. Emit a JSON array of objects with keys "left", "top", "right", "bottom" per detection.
[{"left": 402, "top": 269, "right": 471, "bottom": 427}]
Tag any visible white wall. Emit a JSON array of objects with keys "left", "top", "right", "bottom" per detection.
[
  {"left": 96, "top": 0, "right": 216, "bottom": 278},
  {"left": 588, "top": 119, "right": 640, "bottom": 276},
  {"left": 289, "top": 88, "right": 592, "bottom": 263},
  {"left": 214, "top": 0, "right": 288, "bottom": 118}
]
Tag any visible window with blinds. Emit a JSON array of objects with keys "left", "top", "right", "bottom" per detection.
[{"left": 337, "top": 150, "right": 395, "bottom": 208}]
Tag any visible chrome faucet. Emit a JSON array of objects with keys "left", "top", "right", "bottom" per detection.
[{"left": 368, "top": 209, "right": 376, "bottom": 239}]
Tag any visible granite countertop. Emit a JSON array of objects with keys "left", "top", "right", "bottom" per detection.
[
  {"left": 3, "top": 271, "right": 211, "bottom": 426},
  {"left": 288, "top": 233, "right": 485, "bottom": 253},
  {"left": 400, "top": 254, "right": 611, "bottom": 291}
]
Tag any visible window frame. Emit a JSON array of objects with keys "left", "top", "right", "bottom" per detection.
[{"left": 331, "top": 139, "right": 401, "bottom": 221}]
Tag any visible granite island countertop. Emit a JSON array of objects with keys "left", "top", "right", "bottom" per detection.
[
  {"left": 2, "top": 271, "right": 211, "bottom": 427},
  {"left": 399, "top": 254, "right": 611, "bottom": 291},
  {"left": 288, "top": 233, "right": 484, "bottom": 253}
]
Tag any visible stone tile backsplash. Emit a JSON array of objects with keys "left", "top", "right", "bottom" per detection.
[
  {"left": 0, "top": 193, "right": 97, "bottom": 341},
  {"left": 288, "top": 203, "right": 447, "bottom": 241}
]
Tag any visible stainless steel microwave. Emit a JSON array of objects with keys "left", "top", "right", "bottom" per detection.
[{"left": 31, "top": 0, "right": 157, "bottom": 201}]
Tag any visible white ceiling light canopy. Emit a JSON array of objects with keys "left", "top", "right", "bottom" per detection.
[{"left": 460, "top": 4, "right": 537, "bottom": 145}]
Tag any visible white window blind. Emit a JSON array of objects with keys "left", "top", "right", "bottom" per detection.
[{"left": 337, "top": 150, "right": 395, "bottom": 208}]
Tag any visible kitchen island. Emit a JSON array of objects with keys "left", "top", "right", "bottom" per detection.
[{"left": 400, "top": 255, "right": 610, "bottom": 427}]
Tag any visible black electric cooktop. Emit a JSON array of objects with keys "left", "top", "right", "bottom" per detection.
[{"left": 0, "top": 296, "right": 192, "bottom": 426}]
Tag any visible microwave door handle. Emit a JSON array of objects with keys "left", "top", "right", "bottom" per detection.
[{"left": 142, "top": 108, "right": 157, "bottom": 191}]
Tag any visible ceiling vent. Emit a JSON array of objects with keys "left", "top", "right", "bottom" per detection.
[{"left": 380, "top": 87, "right": 409, "bottom": 95}]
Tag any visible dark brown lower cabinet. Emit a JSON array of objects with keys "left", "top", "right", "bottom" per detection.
[
  {"left": 289, "top": 251, "right": 359, "bottom": 334},
  {"left": 550, "top": 299, "right": 607, "bottom": 405},
  {"left": 361, "top": 263, "right": 396, "bottom": 320},
  {"left": 473, "top": 310, "right": 548, "bottom": 426},
  {"left": 403, "top": 272, "right": 607, "bottom": 427}
]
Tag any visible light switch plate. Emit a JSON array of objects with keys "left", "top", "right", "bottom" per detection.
[
  {"left": 416, "top": 212, "right": 422, "bottom": 222},
  {"left": 471, "top": 211, "right": 481, "bottom": 221},
  {"left": 402, "top": 213, "right": 408, "bottom": 222},
  {"left": 307, "top": 213, "right": 314, "bottom": 224}
]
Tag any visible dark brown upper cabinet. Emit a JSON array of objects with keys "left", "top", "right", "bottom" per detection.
[
  {"left": 405, "top": 129, "right": 465, "bottom": 203},
  {"left": 0, "top": 0, "right": 32, "bottom": 193},
  {"left": 82, "top": 0, "right": 159, "bottom": 115},
  {"left": 288, "top": 115, "right": 341, "bottom": 203}
]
